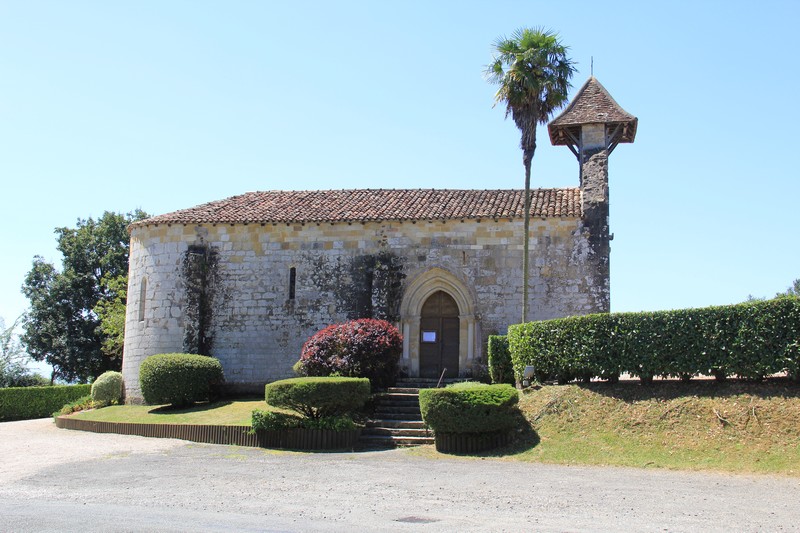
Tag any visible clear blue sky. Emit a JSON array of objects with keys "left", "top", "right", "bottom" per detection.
[{"left": 2, "top": 0, "right": 799, "bottom": 338}]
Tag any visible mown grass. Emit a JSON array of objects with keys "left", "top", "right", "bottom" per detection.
[
  {"left": 428, "top": 380, "right": 800, "bottom": 475},
  {"left": 69, "top": 399, "right": 267, "bottom": 426}
]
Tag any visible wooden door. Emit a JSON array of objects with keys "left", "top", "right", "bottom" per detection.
[{"left": 419, "top": 291, "right": 460, "bottom": 379}]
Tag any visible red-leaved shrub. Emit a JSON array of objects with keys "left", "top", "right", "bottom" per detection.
[{"left": 295, "top": 319, "right": 403, "bottom": 389}]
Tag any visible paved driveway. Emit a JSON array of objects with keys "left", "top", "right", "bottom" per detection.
[{"left": 1, "top": 418, "right": 799, "bottom": 532}]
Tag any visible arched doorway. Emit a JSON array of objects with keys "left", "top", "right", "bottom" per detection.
[
  {"left": 419, "top": 291, "right": 460, "bottom": 379},
  {"left": 399, "top": 267, "right": 478, "bottom": 378}
]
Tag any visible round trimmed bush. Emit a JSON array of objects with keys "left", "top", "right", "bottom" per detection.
[
  {"left": 139, "top": 353, "right": 224, "bottom": 407},
  {"left": 419, "top": 382, "right": 519, "bottom": 434},
  {"left": 295, "top": 319, "right": 402, "bottom": 389},
  {"left": 265, "top": 377, "right": 370, "bottom": 419},
  {"left": 91, "top": 371, "right": 123, "bottom": 406}
]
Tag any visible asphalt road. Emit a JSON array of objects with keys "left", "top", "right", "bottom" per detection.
[{"left": 1, "top": 418, "right": 799, "bottom": 532}]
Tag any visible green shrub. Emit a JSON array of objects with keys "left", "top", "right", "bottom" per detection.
[
  {"left": 303, "top": 415, "right": 357, "bottom": 431},
  {"left": 508, "top": 297, "right": 800, "bottom": 383},
  {"left": 294, "top": 319, "right": 403, "bottom": 389},
  {"left": 251, "top": 410, "right": 303, "bottom": 431},
  {"left": 0, "top": 384, "right": 91, "bottom": 421},
  {"left": 487, "top": 336, "right": 515, "bottom": 385},
  {"left": 91, "top": 371, "right": 123, "bottom": 406},
  {"left": 264, "top": 377, "right": 370, "bottom": 419},
  {"left": 251, "top": 410, "right": 357, "bottom": 432},
  {"left": 419, "top": 383, "right": 519, "bottom": 434},
  {"left": 55, "top": 395, "right": 94, "bottom": 417},
  {"left": 139, "top": 353, "right": 224, "bottom": 407}
]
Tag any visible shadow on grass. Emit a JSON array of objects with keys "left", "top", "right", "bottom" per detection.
[
  {"left": 148, "top": 400, "right": 233, "bottom": 415},
  {"left": 576, "top": 377, "right": 800, "bottom": 404}
]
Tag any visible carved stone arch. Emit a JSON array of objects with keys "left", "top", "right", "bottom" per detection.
[
  {"left": 400, "top": 267, "right": 475, "bottom": 319},
  {"left": 399, "top": 268, "right": 477, "bottom": 378}
]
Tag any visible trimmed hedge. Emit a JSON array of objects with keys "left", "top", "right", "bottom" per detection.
[
  {"left": 251, "top": 410, "right": 357, "bottom": 432},
  {"left": 487, "top": 335, "right": 515, "bottom": 385},
  {"left": 0, "top": 384, "right": 91, "bottom": 421},
  {"left": 251, "top": 410, "right": 303, "bottom": 431},
  {"left": 139, "top": 353, "right": 224, "bottom": 407},
  {"left": 264, "top": 377, "right": 370, "bottom": 419},
  {"left": 419, "top": 382, "right": 519, "bottom": 434},
  {"left": 91, "top": 371, "right": 124, "bottom": 406},
  {"left": 508, "top": 297, "right": 800, "bottom": 383}
]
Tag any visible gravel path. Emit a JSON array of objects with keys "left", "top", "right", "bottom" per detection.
[{"left": 1, "top": 418, "right": 799, "bottom": 532}]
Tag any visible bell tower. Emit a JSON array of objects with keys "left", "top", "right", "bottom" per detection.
[{"left": 547, "top": 76, "right": 637, "bottom": 311}]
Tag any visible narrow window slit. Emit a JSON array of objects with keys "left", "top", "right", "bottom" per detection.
[
  {"left": 289, "top": 267, "right": 296, "bottom": 300},
  {"left": 138, "top": 277, "right": 147, "bottom": 322}
]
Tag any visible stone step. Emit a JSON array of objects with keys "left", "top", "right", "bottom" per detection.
[
  {"left": 396, "top": 380, "right": 440, "bottom": 388},
  {"left": 374, "top": 405, "right": 420, "bottom": 415},
  {"left": 370, "top": 412, "right": 422, "bottom": 421},
  {"left": 359, "top": 435, "right": 434, "bottom": 448},
  {"left": 376, "top": 392, "right": 419, "bottom": 400},
  {"left": 395, "top": 378, "right": 464, "bottom": 389},
  {"left": 386, "top": 387, "right": 420, "bottom": 394},
  {"left": 362, "top": 427, "right": 431, "bottom": 438},
  {"left": 366, "top": 419, "right": 426, "bottom": 429},
  {"left": 374, "top": 399, "right": 420, "bottom": 408}
]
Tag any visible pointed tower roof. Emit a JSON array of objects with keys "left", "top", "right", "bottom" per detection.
[{"left": 548, "top": 76, "right": 637, "bottom": 146}]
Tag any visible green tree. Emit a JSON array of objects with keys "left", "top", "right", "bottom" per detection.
[
  {"left": 0, "top": 316, "right": 47, "bottom": 387},
  {"left": 486, "top": 28, "right": 575, "bottom": 322},
  {"left": 780, "top": 279, "right": 800, "bottom": 297},
  {"left": 94, "top": 274, "right": 128, "bottom": 360},
  {"left": 1, "top": 316, "right": 29, "bottom": 387},
  {"left": 21, "top": 210, "right": 148, "bottom": 382}
]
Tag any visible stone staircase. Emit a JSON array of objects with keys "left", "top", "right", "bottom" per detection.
[{"left": 359, "top": 378, "right": 453, "bottom": 448}]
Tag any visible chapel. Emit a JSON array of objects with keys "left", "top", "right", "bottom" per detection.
[{"left": 121, "top": 77, "right": 637, "bottom": 401}]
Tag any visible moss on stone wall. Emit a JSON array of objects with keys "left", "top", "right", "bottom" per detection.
[
  {"left": 310, "top": 250, "right": 406, "bottom": 321},
  {"left": 181, "top": 244, "right": 221, "bottom": 355}
]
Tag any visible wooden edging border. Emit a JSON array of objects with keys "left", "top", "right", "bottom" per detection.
[
  {"left": 434, "top": 431, "right": 511, "bottom": 454},
  {"left": 55, "top": 416, "right": 361, "bottom": 451}
]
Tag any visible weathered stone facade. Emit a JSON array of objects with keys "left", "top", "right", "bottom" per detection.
[{"left": 121, "top": 214, "right": 605, "bottom": 401}]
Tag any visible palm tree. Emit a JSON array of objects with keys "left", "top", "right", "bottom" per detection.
[{"left": 487, "top": 27, "right": 575, "bottom": 323}]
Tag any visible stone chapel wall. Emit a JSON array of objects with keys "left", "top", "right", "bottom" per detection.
[{"left": 122, "top": 216, "right": 606, "bottom": 401}]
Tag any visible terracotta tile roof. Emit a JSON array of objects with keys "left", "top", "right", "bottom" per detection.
[
  {"left": 132, "top": 188, "right": 582, "bottom": 227},
  {"left": 548, "top": 76, "right": 638, "bottom": 145}
]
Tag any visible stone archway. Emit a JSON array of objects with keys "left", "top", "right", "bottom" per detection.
[{"left": 399, "top": 268, "right": 476, "bottom": 378}]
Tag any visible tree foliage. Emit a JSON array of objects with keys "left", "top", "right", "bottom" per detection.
[
  {"left": 20, "top": 210, "right": 148, "bottom": 383},
  {"left": 0, "top": 316, "right": 46, "bottom": 388},
  {"left": 486, "top": 27, "right": 575, "bottom": 322},
  {"left": 779, "top": 279, "right": 800, "bottom": 298}
]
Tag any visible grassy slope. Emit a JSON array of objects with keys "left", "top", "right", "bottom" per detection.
[
  {"left": 511, "top": 381, "right": 800, "bottom": 475},
  {"left": 70, "top": 400, "right": 267, "bottom": 426}
]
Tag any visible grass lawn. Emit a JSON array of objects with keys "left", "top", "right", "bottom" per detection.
[
  {"left": 410, "top": 380, "right": 800, "bottom": 476},
  {"left": 66, "top": 381, "right": 800, "bottom": 476},
  {"left": 70, "top": 399, "right": 267, "bottom": 426}
]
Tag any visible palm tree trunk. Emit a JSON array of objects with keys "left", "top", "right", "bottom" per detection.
[{"left": 522, "top": 149, "right": 533, "bottom": 323}]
